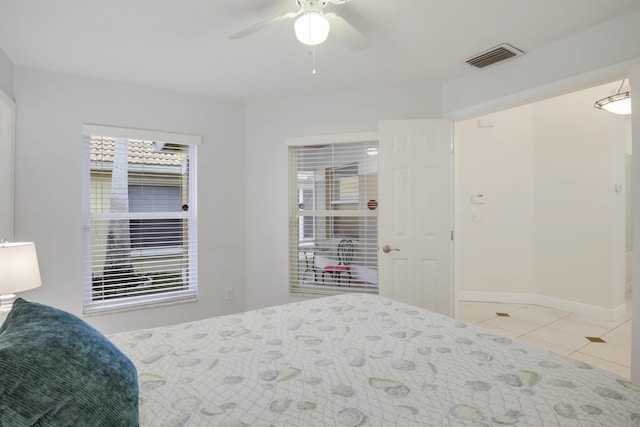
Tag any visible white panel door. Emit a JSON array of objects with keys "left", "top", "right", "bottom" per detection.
[{"left": 378, "top": 120, "right": 452, "bottom": 316}]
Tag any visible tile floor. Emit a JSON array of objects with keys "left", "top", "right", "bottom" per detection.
[{"left": 456, "top": 293, "right": 633, "bottom": 380}]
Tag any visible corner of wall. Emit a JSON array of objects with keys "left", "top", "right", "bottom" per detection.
[{"left": 0, "top": 47, "right": 15, "bottom": 100}]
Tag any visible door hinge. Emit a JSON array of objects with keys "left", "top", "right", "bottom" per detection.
[{"left": 451, "top": 230, "right": 454, "bottom": 241}]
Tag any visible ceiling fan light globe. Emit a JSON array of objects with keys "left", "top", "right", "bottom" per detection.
[{"left": 295, "top": 12, "right": 330, "bottom": 46}]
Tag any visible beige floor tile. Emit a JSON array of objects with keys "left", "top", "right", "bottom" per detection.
[
  {"left": 456, "top": 303, "right": 500, "bottom": 323},
  {"left": 522, "top": 304, "right": 572, "bottom": 317},
  {"left": 456, "top": 312, "right": 484, "bottom": 324},
  {"left": 507, "top": 305, "right": 571, "bottom": 325},
  {"left": 515, "top": 335, "right": 574, "bottom": 357},
  {"left": 458, "top": 301, "right": 476, "bottom": 310},
  {"left": 563, "top": 313, "right": 626, "bottom": 330},
  {"left": 457, "top": 298, "right": 633, "bottom": 373},
  {"left": 480, "top": 316, "right": 542, "bottom": 336},
  {"left": 577, "top": 341, "right": 631, "bottom": 367},
  {"left": 524, "top": 325, "right": 591, "bottom": 352},
  {"left": 546, "top": 317, "right": 610, "bottom": 337},
  {"left": 459, "top": 301, "right": 528, "bottom": 313},
  {"left": 474, "top": 322, "right": 522, "bottom": 339},
  {"left": 602, "top": 320, "right": 632, "bottom": 349},
  {"left": 568, "top": 352, "right": 630, "bottom": 380}
]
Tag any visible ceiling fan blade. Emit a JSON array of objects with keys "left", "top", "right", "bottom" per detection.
[
  {"left": 229, "top": 10, "right": 301, "bottom": 39},
  {"left": 256, "top": 0, "right": 297, "bottom": 19},
  {"left": 326, "top": 12, "right": 368, "bottom": 51}
]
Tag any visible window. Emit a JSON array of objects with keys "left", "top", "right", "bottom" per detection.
[
  {"left": 82, "top": 125, "right": 199, "bottom": 314},
  {"left": 288, "top": 133, "right": 379, "bottom": 297}
]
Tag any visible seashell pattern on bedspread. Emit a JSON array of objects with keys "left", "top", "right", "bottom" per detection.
[{"left": 109, "top": 293, "right": 640, "bottom": 426}]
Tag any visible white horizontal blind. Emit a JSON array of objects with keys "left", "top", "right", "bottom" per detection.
[
  {"left": 83, "top": 134, "right": 198, "bottom": 314},
  {"left": 289, "top": 140, "right": 379, "bottom": 297}
]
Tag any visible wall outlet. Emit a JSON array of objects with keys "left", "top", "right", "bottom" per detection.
[{"left": 225, "top": 288, "right": 233, "bottom": 301}]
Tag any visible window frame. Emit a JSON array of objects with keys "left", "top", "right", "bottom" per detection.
[
  {"left": 287, "top": 131, "right": 379, "bottom": 298},
  {"left": 81, "top": 125, "right": 200, "bottom": 315}
]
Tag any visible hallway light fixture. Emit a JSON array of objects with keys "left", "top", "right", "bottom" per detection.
[{"left": 594, "top": 79, "right": 632, "bottom": 115}]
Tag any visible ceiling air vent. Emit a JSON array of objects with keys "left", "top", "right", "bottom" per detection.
[{"left": 465, "top": 43, "right": 524, "bottom": 69}]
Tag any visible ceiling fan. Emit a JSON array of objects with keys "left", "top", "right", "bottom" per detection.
[{"left": 229, "top": 0, "right": 368, "bottom": 51}]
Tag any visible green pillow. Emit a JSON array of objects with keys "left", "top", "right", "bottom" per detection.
[{"left": 0, "top": 298, "right": 139, "bottom": 426}]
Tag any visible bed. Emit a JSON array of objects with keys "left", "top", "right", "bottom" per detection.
[{"left": 107, "top": 293, "right": 640, "bottom": 426}]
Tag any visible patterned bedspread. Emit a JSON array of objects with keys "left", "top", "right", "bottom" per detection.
[{"left": 109, "top": 293, "right": 640, "bottom": 426}]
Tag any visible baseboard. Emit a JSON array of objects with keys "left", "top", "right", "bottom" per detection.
[{"left": 457, "top": 290, "right": 627, "bottom": 321}]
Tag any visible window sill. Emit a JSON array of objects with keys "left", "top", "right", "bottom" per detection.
[
  {"left": 84, "top": 292, "right": 198, "bottom": 317},
  {"left": 290, "top": 285, "right": 377, "bottom": 299}
]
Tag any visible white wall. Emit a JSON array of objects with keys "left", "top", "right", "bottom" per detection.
[
  {"left": 456, "top": 86, "right": 627, "bottom": 319},
  {"left": 533, "top": 86, "right": 627, "bottom": 312},
  {"left": 245, "top": 84, "right": 442, "bottom": 310},
  {"left": 455, "top": 105, "right": 536, "bottom": 297},
  {"left": 13, "top": 67, "right": 247, "bottom": 334}
]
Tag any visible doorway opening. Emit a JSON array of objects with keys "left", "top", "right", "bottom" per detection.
[{"left": 454, "top": 80, "right": 632, "bottom": 379}]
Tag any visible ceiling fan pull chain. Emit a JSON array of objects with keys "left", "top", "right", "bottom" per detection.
[{"left": 312, "top": 45, "right": 317, "bottom": 75}]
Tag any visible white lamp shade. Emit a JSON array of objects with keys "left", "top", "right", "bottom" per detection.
[
  {"left": 0, "top": 242, "right": 42, "bottom": 295},
  {"left": 601, "top": 97, "right": 632, "bottom": 115},
  {"left": 295, "top": 12, "right": 330, "bottom": 46}
]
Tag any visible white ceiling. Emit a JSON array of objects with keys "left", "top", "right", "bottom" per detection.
[{"left": 1, "top": 0, "right": 639, "bottom": 101}]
